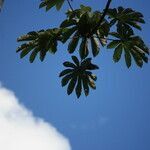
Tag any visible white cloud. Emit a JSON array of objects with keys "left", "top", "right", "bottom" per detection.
[{"left": 0, "top": 85, "right": 71, "bottom": 150}]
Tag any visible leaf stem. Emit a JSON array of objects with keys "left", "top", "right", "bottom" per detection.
[
  {"left": 92, "top": 0, "right": 112, "bottom": 33},
  {"left": 66, "top": 0, "right": 74, "bottom": 11}
]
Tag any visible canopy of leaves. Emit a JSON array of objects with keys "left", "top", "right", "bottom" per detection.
[{"left": 16, "top": 0, "right": 149, "bottom": 98}]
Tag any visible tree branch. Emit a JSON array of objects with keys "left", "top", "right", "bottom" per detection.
[
  {"left": 66, "top": 0, "right": 74, "bottom": 11},
  {"left": 92, "top": 0, "right": 112, "bottom": 33}
]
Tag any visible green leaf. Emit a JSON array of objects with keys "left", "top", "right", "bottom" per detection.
[
  {"left": 107, "top": 40, "right": 120, "bottom": 49},
  {"left": 59, "top": 69, "right": 73, "bottom": 77},
  {"left": 81, "top": 58, "right": 99, "bottom": 70},
  {"left": 137, "top": 52, "right": 148, "bottom": 63},
  {"left": 77, "top": 13, "right": 90, "bottom": 36},
  {"left": 60, "top": 19, "right": 77, "bottom": 28},
  {"left": 39, "top": 0, "right": 65, "bottom": 11},
  {"left": 63, "top": 61, "right": 77, "bottom": 68},
  {"left": 89, "top": 74, "right": 97, "bottom": 81},
  {"left": 88, "top": 77, "right": 96, "bottom": 90},
  {"left": 71, "top": 56, "right": 80, "bottom": 66},
  {"left": 61, "top": 74, "right": 73, "bottom": 87},
  {"left": 108, "top": 27, "right": 149, "bottom": 68},
  {"left": 130, "top": 50, "right": 143, "bottom": 67},
  {"left": 97, "top": 36, "right": 107, "bottom": 47},
  {"left": 80, "top": 5, "right": 92, "bottom": 12},
  {"left": 59, "top": 56, "right": 99, "bottom": 97},
  {"left": 82, "top": 76, "right": 89, "bottom": 96},
  {"left": 127, "top": 21, "right": 142, "bottom": 30},
  {"left": 124, "top": 49, "right": 132, "bottom": 68},
  {"left": 90, "top": 36, "right": 100, "bottom": 57},
  {"left": 17, "top": 43, "right": 30, "bottom": 52},
  {"left": 109, "top": 32, "right": 121, "bottom": 39},
  {"left": 79, "top": 38, "right": 89, "bottom": 60},
  {"left": 49, "top": 41, "right": 57, "bottom": 54},
  {"left": 75, "top": 77, "right": 82, "bottom": 98},
  {"left": 29, "top": 47, "right": 40, "bottom": 63},
  {"left": 46, "top": 1, "right": 56, "bottom": 11},
  {"left": 68, "top": 32, "right": 80, "bottom": 53},
  {"left": 81, "top": 58, "right": 92, "bottom": 66},
  {"left": 27, "top": 31, "right": 38, "bottom": 36},
  {"left": 56, "top": 0, "right": 65, "bottom": 10},
  {"left": 87, "top": 64, "right": 99, "bottom": 70},
  {"left": 62, "top": 27, "right": 77, "bottom": 43},
  {"left": 98, "top": 21, "right": 110, "bottom": 37},
  {"left": 17, "top": 35, "right": 36, "bottom": 42},
  {"left": 40, "top": 50, "right": 47, "bottom": 61},
  {"left": 20, "top": 45, "right": 36, "bottom": 58},
  {"left": 39, "top": 1, "right": 47, "bottom": 9},
  {"left": 67, "top": 76, "right": 77, "bottom": 95},
  {"left": 17, "top": 29, "right": 61, "bottom": 62},
  {"left": 107, "top": 7, "right": 145, "bottom": 32},
  {"left": 113, "top": 44, "right": 123, "bottom": 62}
]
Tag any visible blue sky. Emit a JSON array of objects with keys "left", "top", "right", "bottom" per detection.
[{"left": 0, "top": 0, "right": 150, "bottom": 150}]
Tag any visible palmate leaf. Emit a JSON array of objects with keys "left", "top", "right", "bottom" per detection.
[
  {"left": 60, "top": 5, "right": 109, "bottom": 59},
  {"left": 39, "top": 0, "right": 65, "bottom": 11},
  {"left": 107, "top": 7, "right": 145, "bottom": 32},
  {"left": 59, "top": 56, "right": 99, "bottom": 98},
  {"left": 17, "top": 28, "right": 62, "bottom": 63},
  {"left": 107, "top": 27, "right": 149, "bottom": 68}
]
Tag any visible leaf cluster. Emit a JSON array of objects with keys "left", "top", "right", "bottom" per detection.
[
  {"left": 16, "top": 0, "right": 149, "bottom": 98},
  {"left": 60, "top": 56, "right": 98, "bottom": 98}
]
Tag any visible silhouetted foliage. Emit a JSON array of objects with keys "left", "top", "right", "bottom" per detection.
[{"left": 17, "top": 0, "right": 149, "bottom": 98}]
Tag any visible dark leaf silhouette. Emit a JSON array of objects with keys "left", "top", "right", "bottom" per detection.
[
  {"left": 16, "top": 1, "right": 149, "bottom": 98},
  {"left": 59, "top": 56, "right": 99, "bottom": 98},
  {"left": 107, "top": 26, "right": 149, "bottom": 68},
  {"left": 39, "top": 0, "right": 65, "bottom": 11},
  {"left": 17, "top": 28, "right": 62, "bottom": 63},
  {"left": 107, "top": 7, "right": 145, "bottom": 32}
]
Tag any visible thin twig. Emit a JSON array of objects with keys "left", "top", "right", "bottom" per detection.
[
  {"left": 92, "top": 0, "right": 112, "bottom": 33},
  {"left": 66, "top": 0, "right": 74, "bottom": 11}
]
